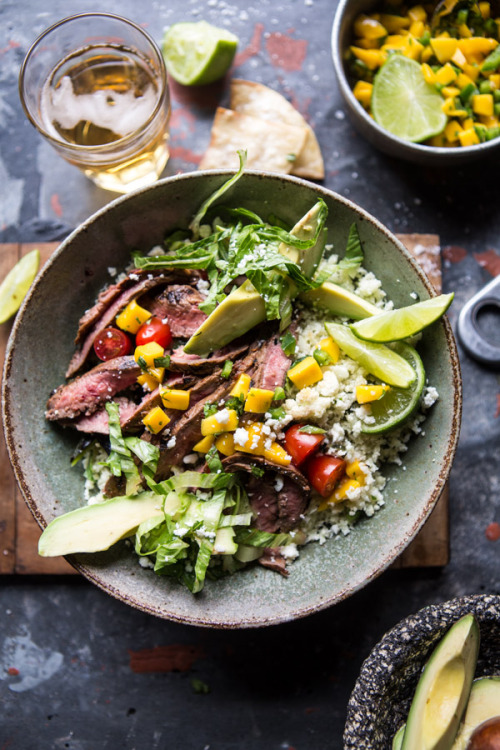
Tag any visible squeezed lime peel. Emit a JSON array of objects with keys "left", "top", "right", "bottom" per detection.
[{"left": 0, "top": 249, "right": 40, "bottom": 324}]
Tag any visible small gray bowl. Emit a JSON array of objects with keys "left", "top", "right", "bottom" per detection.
[
  {"left": 2, "top": 171, "right": 461, "bottom": 628},
  {"left": 344, "top": 594, "right": 500, "bottom": 749},
  {"left": 331, "top": 0, "right": 500, "bottom": 165}
]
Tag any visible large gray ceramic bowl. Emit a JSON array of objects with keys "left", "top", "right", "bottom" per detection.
[
  {"left": 332, "top": 0, "right": 500, "bottom": 165},
  {"left": 2, "top": 171, "right": 461, "bottom": 627},
  {"left": 344, "top": 594, "right": 500, "bottom": 749}
]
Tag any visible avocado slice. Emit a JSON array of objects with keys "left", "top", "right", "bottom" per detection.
[
  {"left": 300, "top": 281, "right": 380, "bottom": 319},
  {"left": 39, "top": 491, "right": 164, "bottom": 557},
  {"left": 183, "top": 204, "right": 326, "bottom": 356},
  {"left": 451, "top": 677, "right": 500, "bottom": 750},
  {"left": 393, "top": 724, "right": 406, "bottom": 750},
  {"left": 400, "top": 614, "right": 480, "bottom": 750}
]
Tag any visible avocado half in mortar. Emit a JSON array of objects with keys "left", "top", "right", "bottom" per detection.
[
  {"left": 452, "top": 677, "right": 500, "bottom": 750},
  {"left": 399, "top": 614, "right": 480, "bottom": 750}
]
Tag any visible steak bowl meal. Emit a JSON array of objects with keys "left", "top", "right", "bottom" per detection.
[{"left": 2, "top": 165, "right": 461, "bottom": 626}]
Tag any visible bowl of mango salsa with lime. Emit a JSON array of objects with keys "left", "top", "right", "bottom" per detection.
[{"left": 332, "top": 0, "right": 500, "bottom": 163}]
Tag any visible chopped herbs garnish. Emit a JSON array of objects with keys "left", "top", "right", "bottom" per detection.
[
  {"left": 154, "top": 356, "right": 171, "bottom": 368},
  {"left": 280, "top": 331, "right": 297, "bottom": 357},
  {"left": 137, "top": 356, "right": 148, "bottom": 371},
  {"left": 313, "top": 348, "right": 333, "bottom": 366},
  {"left": 225, "top": 395, "right": 245, "bottom": 415},
  {"left": 250, "top": 465, "right": 265, "bottom": 478},
  {"left": 269, "top": 406, "right": 286, "bottom": 420},
  {"left": 221, "top": 360, "right": 233, "bottom": 379},
  {"left": 203, "top": 403, "right": 218, "bottom": 418},
  {"left": 273, "top": 386, "right": 286, "bottom": 401},
  {"left": 206, "top": 445, "right": 223, "bottom": 473},
  {"left": 298, "top": 425, "right": 326, "bottom": 434}
]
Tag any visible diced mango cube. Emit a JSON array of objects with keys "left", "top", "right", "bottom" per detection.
[
  {"left": 404, "top": 36, "right": 424, "bottom": 60},
  {"left": 193, "top": 435, "right": 215, "bottom": 453},
  {"left": 458, "top": 127, "right": 480, "bottom": 146},
  {"left": 234, "top": 422, "right": 266, "bottom": 456},
  {"left": 462, "top": 116, "right": 475, "bottom": 130},
  {"left": 142, "top": 406, "right": 170, "bottom": 434},
  {"left": 435, "top": 62, "right": 457, "bottom": 85},
  {"left": 458, "top": 23, "right": 473, "bottom": 38},
  {"left": 472, "top": 93, "right": 494, "bottom": 115},
  {"left": 318, "top": 336, "right": 340, "bottom": 364},
  {"left": 421, "top": 45, "right": 433, "bottom": 63},
  {"left": 354, "top": 37, "right": 382, "bottom": 49},
  {"left": 480, "top": 115, "right": 499, "bottom": 127},
  {"left": 427, "top": 132, "right": 448, "bottom": 146},
  {"left": 201, "top": 409, "right": 239, "bottom": 436},
  {"left": 451, "top": 47, "right": 467, "bottom": 68},
  {"left": 479, "top": 2, "right": 490, "bottom": 18},
  {"left": 159, "top": 388, "right": 190, "bottom": 410},
  {"left": 137, "top": 373, "right": 159, "bottom": 392},
  {"left": 264, "top": 442, "right": 292, "bottom": 467},
  {"left": 244, "top": 388, "right": 275, "bottom": 414},
  {"left": 147, "top": 366, "right": 165, "bottom": 383},
  {"left": 382, "top": 34, "right": 409, "bottom": 50},
  {"left": 116, "top": 299, "right": 151, "bottom": 334},
  {"left": 333, "top": 478, "right": 362, "bottom": 502},
  {"left": 350, "top": 46, "right": 387, "bottom": 69},
  {"left": 287, "top": 356, "right": 323, "bottom": 389},
  {"left": 458, "top": 37, "right": 498, "bottom": 60},
  {"left": 409, "top": 20, "right": 425, "bottom": 38},
  {"left": 421, "top": 63, "right": 436, "bottom": 84},
  {"left": 215, "top": 432, "right": 235, "bottom": 457},
  {"left": 489, "top": 74, "right": 500, "bottom": 90},
  {"left": 408, "top": 4, "right": 427, "bottom": 22},
  {"left": 457, "top": 72, "right": 474, "bottom": 88},
  {"left": 379, "top": 13, "right": 410, "bottom": 32},
  {"left": 430, "top": 38, "right": 458, "bottom": 63},
  {"left": 134, "top": 341, "right": 164, "bottom": 368},
  {"left": 444, "top": 119, "right": 464, "bottom": 142},
  {"left": 356, "top": 384, "right": 389, "bottom": 403},
  {"left": 353, "top": 14, "right": 388, "bottom": 39},
  {"left": 463, "top": 63, "right": 480, "bottom": 81},
  {"left": 353, "top": 80, "right": 373, "bottom": 107},
  {"left": 229, "top": 373, "right": 251, "bottom": 400},
  {"left": 346, "top": 460, "right": 368, "bottom": 485}
]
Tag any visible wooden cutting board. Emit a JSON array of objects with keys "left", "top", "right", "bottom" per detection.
[{"left": 0, "top": 235, "right": 448, "bottom": 575}]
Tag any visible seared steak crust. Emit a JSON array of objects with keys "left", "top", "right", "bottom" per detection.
[{"left": 149, "top": 285, "right": 208, "bottom": 338}]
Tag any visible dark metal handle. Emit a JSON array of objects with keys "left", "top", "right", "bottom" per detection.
[{"left": 457, "top": 275, "right": 500, "bottom": 366}]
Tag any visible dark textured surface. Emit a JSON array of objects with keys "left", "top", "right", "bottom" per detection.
[{"left": 0, "top": 1, "right": 499, "bottom": 749}]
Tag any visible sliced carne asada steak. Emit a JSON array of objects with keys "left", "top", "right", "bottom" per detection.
[
  {"left": 169, "top": 339, "right": 250, "bottom": 374},
  {"left": 148, "top": 285, "right": 208, "bottom": 338},
  {"left": 120, "top": 372, "right": 198, "bottom": 434},
  {"left": 222, "top": 453, "right": 310, "bottom": 533},
  {"left": 72, "top": 397, "right": 138, "bottom": 434},
  {"left": 67, "top": 270, "right": 199, "bottom": 378},
  {"left": 252, "top": 332, "right": 292, "bottom": 391},
  {"left": 46, "top": 356, "right": 140, "bottom": 421},
  {"left": 259, "top": 548, "right": 289, "bottom": 577}
]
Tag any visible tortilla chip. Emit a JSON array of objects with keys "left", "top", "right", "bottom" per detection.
[
  {"left": 230, "top": 79, "right": 324, "bottom": 180},
  {"left": 198, "top": 107, "right": 307, "bottom": 174}
]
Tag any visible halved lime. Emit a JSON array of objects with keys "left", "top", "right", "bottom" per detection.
[
  {"left": 360, "top": 343, "right": 425, "bottom": 434},
  {"left": 372, "top": 55, "right": 447, "bottom": 142},
  {"left": 0, "top": 249, "right": 40, "bottom": 324},
  {"left": 162, "top": 21, "right": 238, "bottom": 86},
  {"left": 350, "top": 292, "right": 454, "bottom": 343},
  {"left": 324, "top": 322, "right": 416, "bottom": 388}
]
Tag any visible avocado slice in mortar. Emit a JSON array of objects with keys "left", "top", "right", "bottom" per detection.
[
  {"left": 183, "top": 203, "right": 326, "bottom": 357},
  {"left": 39, "top": 491, "right": 168, "bottom": 557},
  {"left": 451, "top": 677, "right": 500, "bottom": 750},
  {"left": 400, "top": 613, "right": 480, "bottom": 750}
]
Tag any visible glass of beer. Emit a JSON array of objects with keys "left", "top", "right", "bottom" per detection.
[{"left": 19, "top": 13, "right": 171, "bottom": 194}]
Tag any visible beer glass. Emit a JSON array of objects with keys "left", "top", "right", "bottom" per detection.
[{"left": 19, "top": 13, "right": 171, "bottom": 193}]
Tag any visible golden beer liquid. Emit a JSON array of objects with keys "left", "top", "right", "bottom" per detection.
[{"left": 41, "top": 46, "right": 170, "bottom": 192}]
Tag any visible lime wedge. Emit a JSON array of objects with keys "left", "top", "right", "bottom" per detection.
[
  {"left": 324, "top": 322, "right": 416, "bottom": 388},
  {"left": 162, "top": 21, "right": 238, "bottom": 86},
  {"left": 350, "top": 293, "right": 454, "bottom": 343},
  {"left": 0, "top": 249, "right": 40, "bottom": 324},
  {"left": 372, "top": 55, "right": 447, "bottom": 142},
  {"left": 360, "top": 343, "right": 426, "bottom": 435}
]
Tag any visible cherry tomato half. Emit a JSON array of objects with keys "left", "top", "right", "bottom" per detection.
[
  {"left": 306, "top": 454, "right": 347, "bottom": 498},
  {"left": 93, "top": 327, "right": 132, "bottom": 361},
  {"left": 284, "top": 424, "right": 324, "bottom": 466},
  {"left": 135, "top": 316, "right": 172, "bottom": 349}
]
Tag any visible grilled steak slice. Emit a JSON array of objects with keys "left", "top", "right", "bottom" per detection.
[
  {"left": 259, "top": 548, "right": 289, "bottom": 577},
  {"left": 222, "top": 454, "right": 310, "bottom": 533},
  {"left": 46, "top": 356, "right": 140, "bottom": 421},
  {"left": 148, "top": 285, "right": 207, "bottom": 338},
  {"left": 169, "top": 340, "right": 250, "bottom": 374},
  {"left": 253, "top": 333, "right": 292, "bottom": 391},
  {"left": 68, "top": 270, "right": 198, "bottom": 378},
  {"left": 72, "top": 397, "right": 138, "bottom": 434}
]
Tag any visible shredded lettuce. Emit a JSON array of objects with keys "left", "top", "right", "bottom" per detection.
[{"left": 339, "top": 223, "right": 364, "bottom": 274}]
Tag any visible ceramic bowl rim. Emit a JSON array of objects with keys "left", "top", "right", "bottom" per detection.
[{"left": 2, "top": 170, "right": 462, "bottom": 627}]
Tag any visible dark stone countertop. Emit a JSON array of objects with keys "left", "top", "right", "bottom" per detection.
[{"left": 1, "top": 1, "right": 499, "bottom": 748}]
